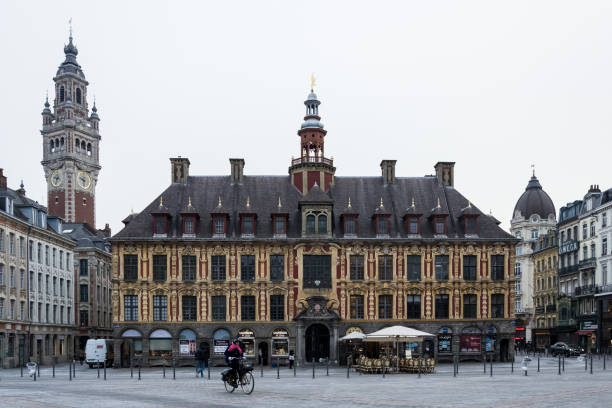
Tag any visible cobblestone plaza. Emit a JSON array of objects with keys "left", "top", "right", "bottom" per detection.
[{"left": 1, "top": 356, "right": 611, "bottom": 407}]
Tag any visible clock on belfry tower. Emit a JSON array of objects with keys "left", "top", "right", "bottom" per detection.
[{"left": 40, "top": 31, "right": 101, "bottom": 229}]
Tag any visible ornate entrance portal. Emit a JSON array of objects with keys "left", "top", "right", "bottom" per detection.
[
  {"left": 305, "top": 324, "right": 330, "bottom": 362},
  {"left": 295, "top": 296, "right": 340, "bottom": 365}
]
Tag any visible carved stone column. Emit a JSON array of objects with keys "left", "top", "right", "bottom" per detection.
[{"left": 296, "top": 321, "right": 304, "bottom": 366}]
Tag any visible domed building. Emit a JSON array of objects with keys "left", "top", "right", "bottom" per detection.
[{"left": 510, "top": 173, "right": 556, "bottom": 347}]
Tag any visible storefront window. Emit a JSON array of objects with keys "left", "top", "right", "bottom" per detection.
[
  {"left": 272, "top": 328, "right": 289, "bottom": 357},
  {"left": 404, "top": 342, "right": 418, "bottom": 358},
  {"left": 485, "top": 327, "right": 496, "bottom": 352},
  {"left": 438, "top": 327, "right": 453, "bottom": 353},
  {"left": 213, "top": 329, "right": 231, "bottom": 355},
  {"left": 149, "top": 329, "right": 172, "bottom": 357},
  {"left": 239, "top": 329, "right": 255, "bottom": 358},
  {"left": 179, "top": 329, "right": 197, "bottom": 356},
  {"left": 460, "top": 327, "right": 481, "bottom": 353},
  {"left": 122, "top": 329, "right": 143, "bottom": 357}
]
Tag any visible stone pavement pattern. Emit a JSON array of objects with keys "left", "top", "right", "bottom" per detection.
[{"left": 1, "top": 357, "right": 611, "bottom": 408}]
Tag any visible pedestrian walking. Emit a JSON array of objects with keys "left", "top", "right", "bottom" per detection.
[
  {"left": 288, "top": 350, "right": 295, "bottom": 369},
  {"left": 195, "top": 343, "right": 209, "bottom": 377}
]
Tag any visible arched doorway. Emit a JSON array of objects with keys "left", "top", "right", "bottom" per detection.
[
  {"left": 500, "top": 339, "right": 509, "bottom": 362},
  {"left": 305, "top": 324, "right": 330, "bottom": 363},
  {"left": 258, "top": 342, "right": 269, "bottom": 366},
  {"left": 423, "top": 339, "right": 434, "bottom": 358}
]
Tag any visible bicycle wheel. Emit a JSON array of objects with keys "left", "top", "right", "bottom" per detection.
[
  {"left": 240, "top": 371, "right": 255, "bottom": 395},
  {"left": 224, "top": 379, "right": 236, "bottom": 393}
]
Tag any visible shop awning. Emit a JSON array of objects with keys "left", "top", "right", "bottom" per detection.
[{"left": 577, "top": 330, "right": 595, "bottom": 335}]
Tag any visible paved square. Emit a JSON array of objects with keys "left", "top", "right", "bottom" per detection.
[{"left": 1, "top": 356, "right": 611, "bottom": 407}]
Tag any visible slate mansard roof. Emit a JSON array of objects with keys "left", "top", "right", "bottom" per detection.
[{"left": 114, "top": 174, "right": 515, "bottom": 242}]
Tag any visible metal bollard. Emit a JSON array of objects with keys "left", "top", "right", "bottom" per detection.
[
  {"left": 511, "top": 357, "right": 514, "bottom": 374},
  {"left": 483, "top": 355, "right": 486, "bottom": 374},
  {"left": 558, "top": 355, "right": 561, "bottom": 375},
  {"left": 34, "top": 371, "right": 36, "bottom": 381},
  {"left": 346, "top": 359, "right": 350, "bottom": 378},
  {"left": 294, "top": 359, "right": 297, "bottom": 377},
  {"left": 277, "top": 357, "right": 280, "bottom": 379},
  {"left": 69, "top": 362, "right": 72, "bottom": 381},
  {"left": 53, "top": 359, "right": 55, "bottom": 378},
  {"left": 98, "top": 363, "right": 100, "bottom": 378},
  {"left": 326, "top": 359, "right": 329, "bottom": 376},
  {"left": 312, "top": 358, "right": 315, "bottom": 379},
  {"left": 537, "top": 356, "right": 540, "bottom": 372},
  {"left": 562, "top": 355, "right": 564, "bottom": 371},
  {"left": 261, "top": 360, "right": 264, "bottom": 377},
  {"left": 37, "top": 361, "right": 40, "bottom": 377},
  {"left": 138, "top": 363, "right": 141, "bottom": 381},
  {"left": 604, "top": 353, "right": 606, "bottom": 370},
  {"left": 418, "top": 357, "right": 421, "bottom": 378},
  {"left": 163, "top": 360, "right": 166, "bottom": 378},
  {"left": 453, "top": 356, "right": 456, "bottom": 377},
  {"left": 382, "top": 363, "right": 386, "bottom": 379},
  {"left": 172, "top": 358, "right": 176, "bottom": 380},
  {"left": 490, "top": 355, "right": 493, "bottom": 377},
  {"left": 590, "top": 354, "right": 593, "bottom": 374},
  {"left": 73, "top": 360, "right": 76, "bottom": 378},
  {"left": 207, "top": 359, "right": 210, "bottom": 380},
  {"left": 20, "top": 357, "right": 23, "bottom": 377},
  {"left": 104, "top": 360, "right": 106, "bottom": 381},
  {"left": 585, "top": 354, "right": 588, "bottom": 371},
  {"left": 130, "top": 359, "right": 133, "bottom": 378}
]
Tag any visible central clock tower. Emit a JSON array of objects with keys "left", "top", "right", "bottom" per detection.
[{"left": 41, "top": 33, "right": 101, "bottom": 228}]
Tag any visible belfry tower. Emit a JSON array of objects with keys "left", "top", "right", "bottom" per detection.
[
  {"left": 289, "top": 79, "right": 335, "bottom": 194},
  {"left": 41, "top": 30, "right": 101, "bottom": 228}
]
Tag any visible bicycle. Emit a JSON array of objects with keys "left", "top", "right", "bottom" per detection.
[{"left": 221, "top": 357, "right": 255, "bottom": 394}]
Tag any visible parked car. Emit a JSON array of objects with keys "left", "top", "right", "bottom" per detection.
[{"left": 549, "top": 342, "right": 582, "bottom": 357}]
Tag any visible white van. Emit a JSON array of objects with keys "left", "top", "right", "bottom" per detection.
[{"left": 85, "top": 339, "right": 113, "bottom": 368}]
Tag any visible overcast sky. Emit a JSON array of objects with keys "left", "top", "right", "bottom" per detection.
[{"left": 1, "top": 1, "right": 611, "bottom": 235}]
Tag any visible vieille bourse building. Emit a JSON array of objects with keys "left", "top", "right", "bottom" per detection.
[{"left": 110, "top": 90, "right": 518, "bottom": 367}]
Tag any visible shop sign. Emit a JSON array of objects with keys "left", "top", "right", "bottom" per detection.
[
  {"left": 460, "top": 335, "right": 481, "bottom": 353},
  {"left": 179, "top": 340, "right": 190, "bottom": 355},
  {"left": 239, "top": 329, "right": 254, "bottom": 338},
  {"left": 214, "top": 339, "right": 230, "bottom": 354},
  {"left": 559, "top": 240, "right": 579, "bottom": 255},
  {"left": 581, "top": 321, "right": 598, "bottom": 330},
  {"left": 485, "top": 336, "right": 495, "bottom": 352},
  {"left": 438, "top": 334, "right": 452, "bottom": 353},
  {"left": 273, "top": 329, "right": 288, "bottom": 338}
]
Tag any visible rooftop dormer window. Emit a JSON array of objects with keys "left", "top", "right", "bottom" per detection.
[
  {"left": 182, "top": 215, "right": 196, "bottom": 236},
  {"left": 376, "top": 216, "right": 389, "bottom": 235},
  {"left": 272, "top": 215, "right": 287, "bottom": 236},
  {"left": 344, "top": 215, "right": 356, "bottom": 235},
  {"left": 465, "top": 217, "right": 476, "bottom": 234},
  {"left": 213, "top": 215, "right": 227, "bottom": 236},
  {"left": 434, "top": 216, "right": 446, "bottom": 234},
  {"left": 406, "top": 216, "right": 420, "bottom": 234},
  {"left": 303, "top": 210, "right": 330, "bottom": 236},
  {"left": 154, "top": 215, "right": 168, "bottom": 235},
  {"left": 241, "top": 215, "right": 256, "bottom": 236}
]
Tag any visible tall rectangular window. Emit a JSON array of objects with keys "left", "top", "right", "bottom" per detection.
[
  {"left": 184, "top": 216, "right": 194, "bottom": 234},
  {"left": 182, "top": 296, "right": 197, "bottom": 321},
  {"left": 274, "top": 216, "right": 286, "bottom": 235},
  {"left": 435, "top": 255, "right": 449, "bottom": 281},
  {"left": 378, "top": 294, "right": 393, "bottom": 319},
  {"left": 211, "top": 255, "right": 226, "bottom": 281},
  {"left": 211, "top": 296, "right": 226, "bottom": 321},
  {"left": 182, "top": 255, "right": 196, "bottom": 281},
  {"left": 270, "top": 255, "right": 284, "bottom": 282},
  {"left": 406, "top": 294, "right": 421, "bottom": 319},
  {"left": 214, "top": 216, "right": 225, "bottom": 234},
  {"left": 463, "top": 294, "right": 477, "bottom": 318},
  {"left": 270, "top": 294, "right": 284, "bottom": 321},
  {"left": 377, "top": 217, "right": 389, "bottom": 234},
  {"left": 124, "top": 254, "right": 138, "bottom": 281},
  {"left": 0, "top": 264, "right": 3, "bottom": 285},
  {"left": 406, "top": 255, "right": 421, "bottom": 281},
  {"left": 303, "top": 255, "right": 331, "bottom": 288},
  {"left": 241, "top": 295, "right": 256, "bottom": 321},
  {"left": 242, "top": 216, "right": 254, "bottom": 235},
  {"left": 435, "top": 218, "right": 445, "bottom": 234},
  {"left": 345, "top": 216, "right": 356, "bottom": 234},
  {"left": 9, "top": 233, "right": 15, "bottom": 255},
  {"left": 241, "top": 255, "right": 255, "bottom": 281},
  {"left": 491, "top": 255, "right": 505, "bottom": 281},
  {"left": 378, "top": 255, "right": 393, "bottom": 281},
  {"left": 463, "top": 255, "right": 477, "bottom": 281},
  {"left": 80, "top": 310, "right": 89, "bottom": 327},
  {"left": 408, "top": 217, "right": 419, "bottom": 234},
  {"left": 79, "top": 259, "right": 88, "bottom": 276},
  {"left": 350, "top": 295, "right": 364, "bottom": 319},
  {"left": 79, "top": 284, "right": 88, "bottom": 302},
  {"left": 435, "top": 294, "right": 449, "bottom": 319},
  {"left": 153, "top": 255, "right": 167, "bottom": 282},
  {"left": 20, "top": 270, "right": 24, "bottom": 289},
  {"left": 124, "top": 295, "right": 138, "bottom": 321},
  {"left": 153, "top": 295, "right": 167, "bottom": 321},
  {"left": 155, "top": 216, "right": 166, "bottom": 234},
  {"left": 350, "top": 255, "right": 364, "bottom": 281},
  {"left": 491, "top": 294, "right": 504, "bottom": 318}
]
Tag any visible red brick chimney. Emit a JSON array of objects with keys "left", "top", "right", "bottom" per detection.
[{"left": 0, "top": 169, "right": 7, "bottom": 189}]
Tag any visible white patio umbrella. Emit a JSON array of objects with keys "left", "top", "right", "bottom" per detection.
[
  {"left": 365, "top": 326, "right": 434, "bottom": 342},
  {"left": 340, "top": 331, "right": 367, "bottom": 341}
]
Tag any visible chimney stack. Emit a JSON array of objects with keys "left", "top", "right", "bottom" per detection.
[
  {"left": 230, "top": 158, "right": 245, "bottom": 183},
  {"left": 170, "top": 157, "right": 190, "bottom": 184},
  {"left": 380, "top": 160, "right": 397, "bottom": 185},
  {"left": 0, "top": 169, "right": 6, "bottom": 189},
  {"left": 434, "top": 162, "right": 455, "bottom": 187}
]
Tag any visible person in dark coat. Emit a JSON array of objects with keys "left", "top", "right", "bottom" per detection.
[{"left": 195, "top": 343, "right": 208, "bottom": 377}]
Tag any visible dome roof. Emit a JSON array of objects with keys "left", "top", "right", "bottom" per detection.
[
  {"left": 513, "top": 175, "right": 555, "bottom": 220},
  {"left": 301, "top": 118, "right": 324, "bottom": 129}
]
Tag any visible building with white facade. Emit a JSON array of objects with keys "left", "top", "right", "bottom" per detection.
[
  {"left": 0, "top": 169, "right": 76, "bottom": 368},
  {"left": 594, "top": 187, "right": 612, "bottom": 351},
  {"left": 510, "top": 173, "right": 556, "bottom": 345}
]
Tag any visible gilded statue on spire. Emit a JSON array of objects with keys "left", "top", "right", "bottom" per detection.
[{"left": 310, "top": 73, "right": 316, "bottom": 92}]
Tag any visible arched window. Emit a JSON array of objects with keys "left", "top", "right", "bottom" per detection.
[
  {"left": 81, "top": 141, "right": 86, "bottom": 152},
  {"left": 55, "top": 139, "right": 60, "bottom": 150},
  {"left": 75, "top": 138, "right": 80, "bottom": 151},
  {"left": 87, "top": 143, "right": 92, "bottom": 156},
  {"left": 213, "top": 328, "right": 231, "bottom": 356},
  {"left": 60, "top": 86, "right": 65, "bottom": 102},
  {"left": 318, "top": 214, "right": 327, "bottom": 234},
  {"left": 60, "top": 137, "right": 64, "bottom": 150},
  {"left": 149, "top": 329, "right": 172, "bottom": 357},
  {"left": 76, "top": 88, "right": 82, "bottom": 104},
  {"left": 306, "top": 215, "right": 316, "bottom": 233},
  {"left": 50, "top": 139, "right": 55, "bottom": 152}
]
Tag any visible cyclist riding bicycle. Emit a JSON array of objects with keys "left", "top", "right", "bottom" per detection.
[{"left": 224, "top": 336, "right": 243, "bottom": 386}]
